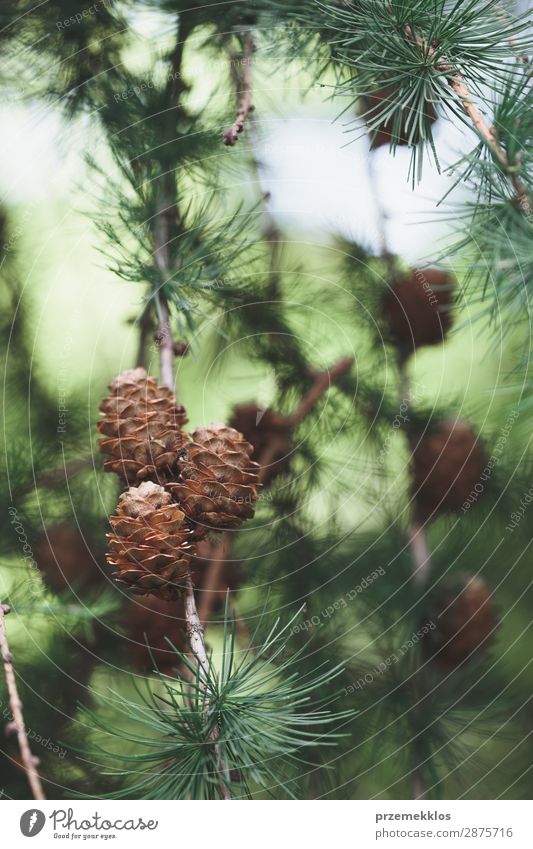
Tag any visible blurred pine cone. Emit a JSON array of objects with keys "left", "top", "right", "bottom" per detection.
[
  {"left": 383, "top": 269, "right": 455, "bottom": 355},
  {"left": 229, "top": 403, "right": 291, "bottom": 486},
  {"left": 411, "top": 419, "right": 486, "bottom": 521},
  {"left": 36, "top": 524, "right": 104, "bottom": 594},
  {"left": 121, "top": 554, "right": 243, "bottom": 673},
  {"left": 121, "top": 595, "right": 187, "bottom": 674},
  {"left": 97, "top": 367, "right": 188, "bottom": 485},
  {"left": 168, "top": 424, "right": 259, "bottom": 538},
  {"left": 106, "top": 481, "right": 194, "bottom": 600},
  {"left": 364, "top": 88, "right": 437, "bottom": 149},
  {"left": 423, "top": 574, "right": 497, "bottom": 671}
]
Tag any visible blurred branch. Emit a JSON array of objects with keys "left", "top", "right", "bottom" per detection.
[
  {"left": 399, "top": 360, "right": 433, "bottom": 588},
  {"left": 223, "top": 33, "right": 254, "bottom": 146},
  {"left": 198, "top": 355, "right": 355, "bottom": 625},
  {"left": 0, "top": 604, "right": 46, "bottom": 801},
  {"left": 14, "top": 457, "right": 92, "bottom": 499},
  {"left": 407, "top": 520, "right": 432, "bottom": 589},
  {"left": 284, "top": 356, "right": 355, "bottom": 428},
  {"left": 136, "top": 303, "right": 155, "bottom": 370}
]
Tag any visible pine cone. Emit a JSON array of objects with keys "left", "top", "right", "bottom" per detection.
[
  {"left": 97, "top": 368, "right": 188, "bottom": 485},
  {"left": 168, "top": 424, "right": 259, "bottom": 538},
  {"left": 411, "top": 419, "right": 486, "bottom": 521},
  {"left": 383, "top": 269, "right": 455, "bottom": 355},
  {"left": 106, "top": 481, "right": 194, "bottom": 600},
  {"left": 229, "top": 403, "right": 292, "bottom": 486},
  {"left": 364, "top": 88, "right": 437, "bottom": 150},
  {"left": 423, "top": 574, "right": 497, "bottom": 671}
]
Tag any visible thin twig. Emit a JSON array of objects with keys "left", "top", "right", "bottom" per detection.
[
  {"left": 366, "top": 154, "right": 396, "bottom": 276},
  {"left": 398, "top": 358, "right": 433, "bottom": 588},
  {"left": 182, "top": 579, "right": 211, "bottom": 682},
  {"left": 153, "top": 199, "right": 176, "bottom": 394},
  {"left": 405, "top": 26, "right": 532, "bottom": 217},
  {"left": 407, "top": 519, "right": 432, "bottom": 589},
  {"left": 0, "top": 604, "right": 46, "bottom": 800},
  {"left": 154, "top": 236, "right": 230, "bottom": 797},
  {"left": 223, "top": 33, "right": 254, "bottom": 146}
]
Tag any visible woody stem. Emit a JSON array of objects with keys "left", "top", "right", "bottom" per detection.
[{"left": 0, "top": 604, "right": 46, "bottom": 800}]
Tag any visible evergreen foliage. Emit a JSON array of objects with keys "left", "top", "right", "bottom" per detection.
[{"left": 0, "top": 0, "right": 532, "bottom": 801}]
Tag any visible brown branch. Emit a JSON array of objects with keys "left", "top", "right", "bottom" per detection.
[
  {"left": 0, "top": 604, "right": 46, "bottom": 800},
  {"left": 405, "top": 26, "right": 532, "bottom": 218},
  {"left": 156, "top": 292, "right": 176, "bottom": 394},
  {"left": 284, "top": 356, "right": 355, "bottom": 429},
  {"left": 136, "top": 303, "right": 155, "bottom": 370},
  {"left": 223, "top": 34, "right": 254, "bottom": 146},
  {"left": 198, "top": 355, "right": 355, "bottom": 626}
]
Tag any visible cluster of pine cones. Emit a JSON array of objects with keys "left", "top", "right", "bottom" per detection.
[
  {"left": 381, "top": 267, "right": 487, "bottom": 522},
  {"left": 97, "top": 368, "right": 259, "bottom": 601},
  {"left": 381, "top": 263, "right": 495, "bottom": 669}
]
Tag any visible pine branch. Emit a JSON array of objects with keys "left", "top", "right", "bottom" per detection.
[
  {"left": 82, "top": 605, "right": 354, "bottom": 800},
  {"left": 404, "top": 25, "right": 532, "bottom": 218},
  {"left": 0, "top": 604, "right": 46, "bottom": 800}
]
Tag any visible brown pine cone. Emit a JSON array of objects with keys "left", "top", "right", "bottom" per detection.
[
  {"left": 364, "top": 88, "right": 437, "bottom": 150},
  {"left": 97, "top": 367, "right": 188, "bottom": 485},
  {"left": 423, "top": 574, "right": 497, "bottom": 671},
  {"left": 411, "top": 419, "right": 486, "bottom": 521},
  {"left": 168, "top": 424, "right": 259, "bottom": 538},
  {"left": 229, "top": 403, "right": 292, "bottom": 486},
  {"left": 106, "top": 481, "right": 194, "bottom": 600},
  {"left": 121, "top": 595, "right": 188, "bottom": 674},
  {"left": 36, "top": 524, "right": 103, "bottom": 594},
  {"left": 383, "top": 269, "right": 455, "bottom": 355}
]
